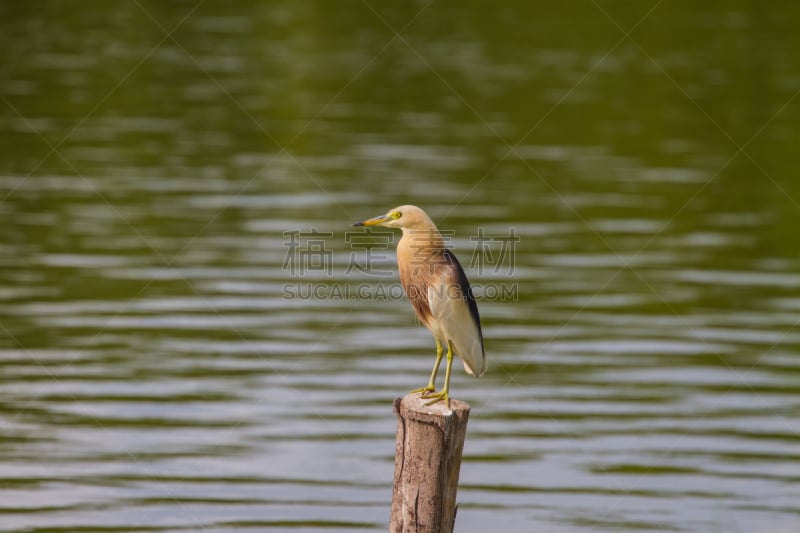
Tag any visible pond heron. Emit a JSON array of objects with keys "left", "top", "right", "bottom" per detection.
[{"left": 352, "top": 205, "right": 486, "bottom": 407}]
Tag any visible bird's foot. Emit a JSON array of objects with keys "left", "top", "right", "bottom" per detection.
[
  {"left": 423, "top": 390, "right": 450, "bottom": 409},
  {"left": 410, "top": 385, "right": 436, "bottom": 396}
]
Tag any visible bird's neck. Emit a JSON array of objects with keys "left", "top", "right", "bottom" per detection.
[{"left": 399, "top": 226, "right": 446, "bottom": 253}]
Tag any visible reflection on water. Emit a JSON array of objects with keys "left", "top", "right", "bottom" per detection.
[{"left": 2, "top": 1, "right": 800, "bottom": 532}]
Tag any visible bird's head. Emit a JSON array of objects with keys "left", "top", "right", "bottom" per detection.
[{"left": 352, "top": 205, "right": 435, "bottom": 230}]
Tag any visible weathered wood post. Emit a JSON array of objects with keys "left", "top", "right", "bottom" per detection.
[{"left": 390, "top": 392, "right": 471, "bottom": 533}]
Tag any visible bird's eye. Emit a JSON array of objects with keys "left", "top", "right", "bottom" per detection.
[{"left": 392, "top": 211, "right": 402, "bottom": 219}]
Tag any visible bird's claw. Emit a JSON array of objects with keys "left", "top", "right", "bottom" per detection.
[
  {"left": 423, "top": 390, "right": 450, "bottom": 409},
  {"left": 411, "top": 386, "right": 449, "bottom": 408}
]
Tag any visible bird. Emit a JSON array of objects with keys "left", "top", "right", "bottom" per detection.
[{"left": 352, "top": 205, "right": 486, "bottom": 408}]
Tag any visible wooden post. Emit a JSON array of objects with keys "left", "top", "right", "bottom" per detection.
[{"left": 390, "top": 393, "right": 471, "bottom": 533}]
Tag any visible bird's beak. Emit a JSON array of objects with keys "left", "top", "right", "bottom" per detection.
[{"left": 352, "top": 215, "right": 391, "bottom": 227}]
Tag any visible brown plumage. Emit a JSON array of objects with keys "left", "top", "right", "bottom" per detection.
[{"left": 353, "top": 205, "right": 486, "bottom": 406}]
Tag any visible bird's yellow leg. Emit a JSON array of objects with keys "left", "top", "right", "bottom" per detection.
[
  {"left": 424, "top": 340, "right": 453, "bottom": 408},
  {"left": 411, "top": 339, "right": 443, "bottom": 395}
]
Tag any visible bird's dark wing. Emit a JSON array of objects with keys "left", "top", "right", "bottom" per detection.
[{"left": 441, "top": 248, "right": 484, "bottom": 353}]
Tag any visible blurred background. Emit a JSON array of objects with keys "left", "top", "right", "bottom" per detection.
[{"left": 2, "top": 1, "right": 800, "bottom": 532}]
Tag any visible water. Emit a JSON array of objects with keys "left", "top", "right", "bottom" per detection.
[{"left": 2, "top": 2, "right": 800, "bottom": 532}]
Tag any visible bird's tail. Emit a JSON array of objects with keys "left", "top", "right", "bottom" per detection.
[{"left": 460, "top": 345, "right": 487, "bottom": 378}]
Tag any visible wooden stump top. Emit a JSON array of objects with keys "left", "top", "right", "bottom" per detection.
[{"left": 393, "top": 392, "right": 470, "bottom": 423}]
